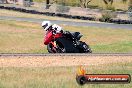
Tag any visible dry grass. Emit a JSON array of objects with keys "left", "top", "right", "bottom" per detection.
[
  {"left": 63, "top": 25, "right": 132, "bottom": 53},
  {"left": 63, "top": 25, "right": 132, "bottom": 45},
  {"left": 0, "top": 56, "right": 132, "bottom": 88},
  {"left": 0, "top": 20, "right": 46, "bottom": 53},
  {"left": 89, "top": 0, "right": 129, "bottom": 10}
]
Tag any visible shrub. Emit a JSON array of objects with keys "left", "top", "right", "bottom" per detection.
[
  {"left": 100, "top": 11, "right": 117, "bottom": 22},
  {"left": 106, "top": 5, "right": 115, "bottom": 11},
  {"left": 56, "top": 5, "right": 70, "bottom": 13}
]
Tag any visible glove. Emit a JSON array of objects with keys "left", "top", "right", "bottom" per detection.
[{"left": 64, "top": 31, "right": 71, "bottom": 35}]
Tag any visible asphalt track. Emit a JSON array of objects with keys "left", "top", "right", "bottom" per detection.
[
  {"left": 0, "top": 53, "right": 132, "bottom": 56},
  {"left": 0, "top": 16, "right": 132, "bottom": 30}
]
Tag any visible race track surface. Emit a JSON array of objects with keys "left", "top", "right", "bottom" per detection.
[
  {"left": 0, "top": 53, "right": 132, "bottom": 57},
  {"left": 0, "top": 54, "right": 132, "bottom": 67},
  {"left": 0, "top": 16, "right": 132, "bottom": 30}
]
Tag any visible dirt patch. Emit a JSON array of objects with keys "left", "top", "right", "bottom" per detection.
[{"left": 0, "top": 56, "right": 131, "bottom": 67}]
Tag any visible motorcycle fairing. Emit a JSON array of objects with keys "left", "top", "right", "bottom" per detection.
[
  {"left": 71, "top": 32, "right": 83, "bottom": 40},
  {"left": 44, "top": 30, "right": 62, "bottom": 45},
  {"left": 56, "top": 37, "right": 79, "bottom": 53},
  {"left": 44, "top": 30, "right": 53, "bottom": 45}
]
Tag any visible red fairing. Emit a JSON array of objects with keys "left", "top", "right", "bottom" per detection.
[
  {"left": 54, "top": 33, "right": 62, "bottom": 39},
  {"left": 44, "top": 30, "right": 53, "bottom": 45},
  {"left": 44, "top": 30, "right": 62, "bottom": 45}
]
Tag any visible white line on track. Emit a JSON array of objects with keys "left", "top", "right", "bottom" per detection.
[{"left": 0, "top": 53, "right": 132, "bottom": 57}]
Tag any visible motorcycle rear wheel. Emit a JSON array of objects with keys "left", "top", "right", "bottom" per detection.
[{"left": 79, "top": 41, "right": 92, "bottom": 53}]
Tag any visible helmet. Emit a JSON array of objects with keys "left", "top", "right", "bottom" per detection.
[
  {"left": 52, "top": 24, "right": 63, "bottom": 33},
  {"left": 52, "top": 24, "right": 63, "bottom": 34},
  {"left": 42, "top": 21, "right": 52, "bottom": 31}
]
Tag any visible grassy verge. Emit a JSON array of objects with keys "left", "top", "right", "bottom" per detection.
[
  {"left": 0, "top": 20, "right": 132, "bottom": 53},
  {"left": 0, "top": 20, "right": 47, "bottom": 53},
  {"left": 0, "top": 61, "right": 132, "bottom": 88}
]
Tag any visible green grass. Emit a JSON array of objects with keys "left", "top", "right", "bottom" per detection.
[
  {"left": 92, "top": 41, "right": 132, "bottom": 53},
  {"left": 0, "top": 61, "right": 132, "bottom": 88},
  {"left": 0, "top": 20, "right": 132, "bottom": 53}
]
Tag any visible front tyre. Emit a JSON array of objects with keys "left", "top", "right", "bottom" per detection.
[
  {"left": 47, "top": 42, "right": 66, "bottom": 53},
  {"left": 47, "top": 43, "right": 56, "bottom": 53},
  {"left": 56, "top": 41, "right": 66, "bottom": 53}
]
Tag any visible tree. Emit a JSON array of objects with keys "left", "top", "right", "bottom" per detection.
[
  {"left": 79, "top": 0, "right": 92, "bottom": 8},
  {"left": 45, "top": 0, "right": 50, "bottom": 9},
  {"left": 103, "top": 0, "right": 113, "bottom": 5},
  {"left": 46, "top": 0, "right": 50, "bottom": 4}
]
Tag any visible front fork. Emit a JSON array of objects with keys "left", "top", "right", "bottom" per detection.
[
  {"left": 51, "top": 41, "right": 57, "bottom": 48},
  {"left": 50, "top": 41, "right": 57, "bottom": 52}
]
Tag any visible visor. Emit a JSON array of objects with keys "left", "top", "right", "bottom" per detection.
[{"left": 42, "top": 23, "right": 48, "bottom": 29}]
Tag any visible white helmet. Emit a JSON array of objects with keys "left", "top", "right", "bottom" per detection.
[
  {"left": 52, "top": 24, "right": 63, "bottom": 33},
  {"left": 41, "top": 21, "right": 52, "bottom": 31}
]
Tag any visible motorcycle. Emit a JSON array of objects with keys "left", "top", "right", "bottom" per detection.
[{"left": 44, "top": 28, "right": 92, "bottom": 53}]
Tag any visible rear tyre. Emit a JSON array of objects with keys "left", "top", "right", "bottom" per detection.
[{"left": 79, "top": 41, "right": 92, "bottom": 53}]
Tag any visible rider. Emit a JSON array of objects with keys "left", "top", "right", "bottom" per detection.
[
  {"left": 41, "top": 21, "right": 63, "bottom": 33},
  {"left": 41, "top": 21, "right": 74, "bottom": 39}
]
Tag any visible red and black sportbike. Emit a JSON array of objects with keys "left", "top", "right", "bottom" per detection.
[{"left": 44, "top": 29, "right": 92, "bottom": 53}]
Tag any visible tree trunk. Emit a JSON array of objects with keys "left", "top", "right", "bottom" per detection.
[
  {"left": 79, "top": 0, "right": 92, "bottom": 8},
  {"left": 46, "top": 0, "right": 50, "bottom": 4},
  {"left": 46, "top": 0, "right": 50, "bottom": 9},
  {"left": 103, "top": 0, "right": 113, "bottom": 5}
]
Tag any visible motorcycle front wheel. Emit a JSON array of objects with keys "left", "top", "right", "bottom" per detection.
[
  {"left": 47, "top": 41, "right": 66, "bottom": 53},
  {"left": 56, "top": 41, "right": 66, "bottom": 53},
  {"left": 47, "top": 43, "right": 56, "bottom": 53}
]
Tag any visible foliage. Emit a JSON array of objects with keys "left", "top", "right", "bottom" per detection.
[
  {"left": 101, "top": 11, "right": 117, "bottom": 22},
  {"left": 79, "top": 0, "right": 92, "bottom": 8},
  {"left": 33, "top": 0, "right": 129, "bottom": 11},
  {"left": 122, "top": 0, "right": 128, "bottom": 3},
  {"left": 103, "top": 0, "right": 113, "bottom": 5},
  {"left": 56, "top": 5, "right": 70, "bottom": 13},
  {"left": 106, "top": 5, "right": 115, "bottom": 11}
]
